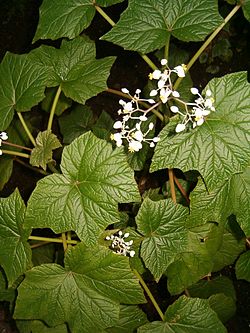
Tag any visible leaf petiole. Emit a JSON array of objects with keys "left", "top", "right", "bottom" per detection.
[
  {"left": 17, "top": 112, "right": 36, "bottom": 146},
  {"left": 47, "top": 85, "right": 62, "bottom": 131}
]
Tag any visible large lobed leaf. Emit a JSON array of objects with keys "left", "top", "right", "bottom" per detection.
[
  {"left": 236, "top": 251, "right": 250, "bottom": 282},
  {"left": 31, "top": 36, "right": 115, "bottom": 105},
  {"left": 0, "top": 190, "right": 32, "bottom": 286},
  {"left": 14, "top": 243, "right": 145, "bottom": 333},
  {"left": 138, "top": 295, "right": 226, "bottom": 333},
  {"left": 33, "top": 0, "right": 124, "bottom": 42},
  {"left": 151, "top": 72, "right": 250, "bottom": 191},
  {"left": 0, "top": 52, "right": 48, "bottom": 130},
  {"left": 26, "top": 132, "right": 140, "bottom": 244},
  {"left": 102, "top": 0, "right": 223, "bottom": 53}
]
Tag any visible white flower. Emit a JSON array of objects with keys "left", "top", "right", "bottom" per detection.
[
  {"left": 133, "top": 130, "right": 144, "bottom": 142},
  {"left": 191, "top": 87, "right": 199, "bottom": 95},
  {"left": 161, "top": 59, "right": 168, "bottom": 66},
  {"left": 175, "top": 123, "right": 186, "bottom": 133},
  {"left": 0, "top": 150, "right": 2, "bottom": 156},
  {"left": 148, "top": 99, "right": 155, "bottom": 104},
  {"left": 106, "top": 231, "right": 135, "bottom": 257},
  {"left": 151, "top": 70, "right": 162, "bottom": 80},
  {"left": 139, "top": 115, "right": 147, "bottom": 121},
  {"left": 149, "top": 122, "right": 154, "bottom": 130},
  {"left": 206, "top": 89, "right": 212, "bottom": 97},
  {"left": 121, "top": 88, "right": 129, "bottom": 94},
  {"left": 153, "top": 137, "right": 160, "bottom": 142},
  {"left": 135, "top": 89, "right": 141, "bottom": 94},
  {"left": 113, "top": 121, "right": 123, "bottom": 129},
  {"left": 113, "top": 133, "right": 123, "bottom": 147},
  {"left": 174, "top": 65, "right": 186, "bottom": 77},
  {"left": 204, "top": 98, "right": 213, "bottom": 108},
  {"left": 129, "top": 140, "right": 142, "bottom": 152},
  {"left": 160, "top": 88, "right": 171, "bottom": 103},
  {"left": 0, "top": 132, "right": 8, "bottom": 140},
  {"left": 158, "top": 79, "right": 166, "bottom": 89},
  {"left": 123, "top": 102, "right": 133, "bottom": 112},
  {"left": 172, "top": 91, "right": 180, "bottom": 97},
  {"left": 150, "top": 142, "right": 155, "bottom": 147},
  {"left": 150, "top": 89, "right": 158, "bottom": 97},
  {"left": 170, "top": 106, "right": 179, "bottom": 113},
  {"left": 197, "top": 117, "right": 204, "bottom": 126},
  {"left": 130, "top": 250, "right": 135, "bottom": 257}
]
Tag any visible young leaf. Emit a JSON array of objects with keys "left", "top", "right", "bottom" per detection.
[
  {"left": 235, "top": 251, "right": 250, "bottom": 282},
  {"left": 189, "top": 167, "right": 250, "bottom": 236},
  {"left": 14, "top": 243, "right": 145, "bottom": 333},
  {"left": 208, "top": 294, "right": 236, "bottom": 323},
  {"left": 0, "top": 189, "right": 32, "bottom": 286},
  {"left": 138, "top": 295, "right": 226, "bottom": 333},
  {"left": 105, "top": 305, "right": 148, "bottom": 333},
  {"left": 30, "top": 130, "right": 61, "bottom": 170},
  {"left": 33, "top": 0, "right": 124, "bottom": 42},
  {"left": 0, "top": 51, "right": 48, "bottom": 129},
  {"left": 151, "top": 72, "right": 250, "bottom": 191},
  {"left": 26, "top": 132, "right": 140, "bottom": 244},
  {"left": 136, "top": 198, "right": 189, "bottom": 280},
  {"left": 102, "top": 0, "right": 223, "bottom": 54},
  {"left": 31, "top": 37, "right": 115, "bottom": 105}
]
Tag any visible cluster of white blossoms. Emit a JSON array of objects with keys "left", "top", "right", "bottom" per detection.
[
  {"left": 148, "top": 59, "right": 216, "bottom": 133},
  {"left": 0, "top": 132, "right": 8, "bottom": 155},
  {"left": 110, "top": 88, "right": 160, "bottom": 152},
  {"left": 105, "top": 230, "right": 135, "bottom": 257}
]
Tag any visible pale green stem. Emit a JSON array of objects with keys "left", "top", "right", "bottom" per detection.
[
  {"left": 48, "top": 162, "right": 60, "bottom": 174},
  {"left": 2, "top": 149, "right": 30, "bottom": 159},
  {"left": 133, "top": 269, "right": 165, "bottom": 321},
  {"left": 61, "top": 232, "right": 68, "bottom": 251},
  {"left": 174, "top": 4, "right": 241, "bottom": 91},
  {"left": 67, "top": 231, "right": 72, "bottom": 248},
  {"left": 164, "top": 34, "right": 170, "bottom": 61},
  {"left": 168, "top": 169, "right": 176, "bottom": 203},
  {"left": 17, "top": 112, "right": 36, "bottom": 146},
  {"left": 94, "top": 5, "right": 157, "bottom": 70},
  {"left": 47, "top": 85, "right": 62, "bottom": 131},
  {"left": 14, "top": 157, "right": 49, "bottom": 176},
  {"left": 29, "top": 235, "right": 78, "bottom": 245}
]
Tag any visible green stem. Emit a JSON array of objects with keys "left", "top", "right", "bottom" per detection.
[
  {"left": 2, "top": 149, "right": 30, "bottom": 159},
  {"left": 17, "top": 112, "right": 36, "bottom": 146},
  {"left": 48, "top": 162, "right": 60, "bottom": 174},
  {"left": 94, "top": 5, "right": 157, "bottom": 71},
  {"left": 61, "top": 232, "right": 68, "bottom": 251},
  {"left": 3, "top": 141, "right": 32, "bottom": 151},
  {"left": 47, "top": 85, "right": 62, "bottom": 131},
  {"left": 164, "top": 34, "right": 170, "bottom": 61},
  {"left": 29, "top": 235, "right": 78, "bottom": 245},
  {"left": 133, "top": 269, "right": 165, "bottom": 321},
  {"left": 174, "top": 3, "right": 241, "bottom": 91},
  {"left": 14, "top": 157, "right": 49, "bottom": 175}
]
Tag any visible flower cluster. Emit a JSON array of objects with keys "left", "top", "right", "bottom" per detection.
[
  {"left": 0, "top": 132, "right": 8, "bottom": 155},
  {"left": 148, "top": 59, "right": 216, "bottom": 133},
  {"left": 105, "top": 230, "right": 135, "bottom": 257},
  {"left": 110, "top": 89, "right": 160, "bottom": 152}
]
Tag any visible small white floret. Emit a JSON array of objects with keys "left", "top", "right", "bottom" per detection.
[{"left": 175, "top": 123, "right": 186, "bottom": 133}]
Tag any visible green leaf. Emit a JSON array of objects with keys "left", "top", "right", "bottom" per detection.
[
  {"left": 151, "top": 72, "right": 250, "bottom": 191},
  {"left": 138, "top": 295, "right": 226, "bottom": 333},
  {"left": 32, "top": 244, "right": 55, "bottom": 267},
  {"left": 34, "top": 0, "right": 123, "bottom": 41},
  {"left": 0, "top": 189, "right": 32, "bottom": 286},
  {"left": 41, "top": 87, "right": 72, "bottom": 116},
  {"left": 26, "top": 132, "right": 140, "bottom": 244},
  {"left": 0, "top": 51, "right": 48, "bottom": 129},
  {"left": 92, "top": 111, "right": 114, "bottom": 141},
  {"left": 136, "top": 198, "right": 189, "bottom": 280},
  {"left": 59, "top": 105, "right": 95, "bottom": 144},
  {"left": 17, "top": 320, "right": 68, "bottom": 333},
  {"left": 14, "top": 243, "right": 145, "bottom": 333},
  {"left": 32, "top": 37, "right": 115, "bottom": 105},
  {"left": 188, "top": 276, "right": 236, "bottom": 300},
  {"left": 0, "top": 269, "right": 16, "bottom": 303},
  {"left": 0, "top": 156, "right": 13, "bottom": 191},
  {"left": 189, "top": 167, "right": 250, "bottom": 236},
  {"left": 208, "top": 294, "right": 236, "bottom": 323},
  {"left": 242, "top": 0, "right": 250, "bottom": 21},
  {"left": 102, "top": 0, "right": 223, "bottom": 53},
  {"left": 30, "top": 130, "right": 61, "bottom": 170},
  {"left": 235, "top": 251, "right": 250, "bottom": 282},
  {"left": 105, "top": 305, "right": 148, "bottom": 333}
]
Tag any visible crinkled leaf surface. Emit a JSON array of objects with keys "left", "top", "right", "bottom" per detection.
[
  {"left": 190, "top": 167, "right": 250, "bottom": 236},
  {"left": 102, "top": 0, "right": 223, "bottom": 53},
  {"left": 34, "top": 0, "right": 124, "bottom": 41},
  {"left": 235, "top": 251, "right": 250, "bottom": 282},
  {"left": 105, "top": 305, "right": 148, "bottom": 333},
  {"left": 14, "top": 243, "right": 145, "bottom": 333},
  {"left": 26, "top": 132, "right": 140, "bottom": 244},
  {"left": 32, "top": 37, "right": 115, "bottom": 104},
  {"left": 32, "top": 243, "right": 55, "bottom": 267},
  {"left": 30, "top": 130, "right": 61, "bottom": 170},
  {"left": 0, "top": 51, "right": 48, "bottom": 129},
  {"left": 151, "top": 72, "right": 250, "bottom": 191},
  {"left": 0, "top": 189, "right": 32, "bottom": 286},
  {"left": 208, "top": 293, "right": 236, "bottom": 323},
  {"left": 138, "top": 295, "right": 226, "bottom": 333},
  {"left": 17, "top": 320, "right": 68, "bottom": 333},
  {"left": 136, "top": 198, "right": 212, "bottom": 280}
]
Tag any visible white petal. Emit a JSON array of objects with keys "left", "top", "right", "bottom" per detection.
[
  {"left": 0, "top": 150, "right": 2, "bottom": 156},
  {"left": 150, "top": 142, "right": 155, "bottom": 147},
  {"left": 139, "top": 115, "right": 147, "bottom": 121},
  {"left": 148, "top": 99, "right": 155, "bottom": 104},
  {"left": 172, "top": 90, "right": 180, "bottom": 97},
  {"left": 175, "top": 123, "right": 186, "bottom": 133},
  {"left": 124, "top": 102, "right": 133, "bottom": 111},
  {"left": 197, "top": 118, "right": 204, "bottom": 126},
  {"left": 206, "top": 89, "right": 212, "bottom": 97},
  {"left": 150, "top": 89, "right": 158, "bottom": 97},
  {"left": 0, "top": 132, "right": 8, "bottom": 140},
  {"left": 121, "top": 88, "right": 129, "bottom": 94},
  {"left": 124, "top": 232, "right": 129, "bottom": 238},
  {"left": 148, "top": 122, "right": 154, "bottom": 130},
  {"left": 130, "top": 250, "right": 135, "bottom": 257},
  {"left": 153, "top": 137, "right": 160, "bottom": 142},
  {"left": 170, "top": 106, "right": 179, "bottom": 113},
  {"left": 191, "top": 87, "right": 199, "bottom": 95},
  {"left": 205, "top": 98, "right": 213, "bottom": 108},
  {"left": 113, "top": 121, "right": 123, "bottom": 129},
  {"left": 135, "top": 89, "right": 141, "bottom": 94},
  {"left": 134, "top": 130, "right": 143, "bottom": 142},
  {"left": 129, "top": 140, "right": 142, "bottom": 152},
  {"left": 161, "top": 58, "right": 168, "bottom": 66},
  {"left": 158, "top": 79, "right": 165, "bottom": 89},
  {"left": 152, "top": 70, "right": 161, "bottom": 80},
  {"left": 174, "top": 65, "right": 185, "bottom": 77}
]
